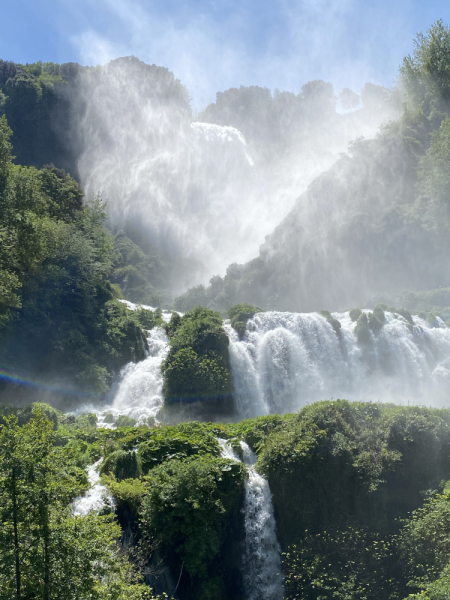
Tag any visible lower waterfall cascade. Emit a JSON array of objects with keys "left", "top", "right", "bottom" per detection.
[
  {"left": 72, "top": 459, "right": 115, "bottom": 516},
  {"left": 218, "top": 439, "right": 285, "bottom": 600},
  {"left": 94, "top": 309, "right": 450, "bottom": 423}
]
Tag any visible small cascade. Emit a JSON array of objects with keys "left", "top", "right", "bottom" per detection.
[
  {"left": 117, "top": 299, "right": 175, "bottom": 323},
  {"left": 226, "top": 310, "right": 450, "bottom": 419},
  {"left": 96, "top": 326, "right": 169, "bottom": 427},
  {"left": 73, "top": 459, "right": 115, "bottom": 516},
  {"left": 218, "top": 439, "right": 285, "bottom": 600}
]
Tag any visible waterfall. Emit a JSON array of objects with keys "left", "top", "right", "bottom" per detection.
[
  {"left": 226, "top": 310, "right": 450, "bottom": 419},
  {"left": 96, "top": 324, "right": 169, "bottom": 427},
  {"left": 91, "top": 307, "right": 450, "bottom": 426},
  {"left": 73, "top": 459, "right": 115, "bottom": 516},
  {"left": 218, "top": 439, "right": 285, "bottom": 600}
]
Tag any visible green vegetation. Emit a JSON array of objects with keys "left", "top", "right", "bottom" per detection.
[
  {"left": 0, "top": 115, "right": 166, "bottom": 406},
  {"left": 6, "top": 400, "right": 450, "bottom": 599},
  {"left": 284, "top": 528, "right": 396, "bottom": 600},
  {"left": 111, "top": 230, "right": 171, "bottom": 308},
  {"left": 0, "top": 407, "right": 162, "bottom": 599},
  {"left": 141, "top": 455, "right": 246, "bottom": 598},
  {"left": 227, "top": 303, "right": 262, "bottom": 338},
  {"left": 137, "top": 423, "right": 221, "bottom": 474},
  {"left": 0, "top": 59, "right": 80, "bottom": 173},
  {"left": 161, "top": 307, "right": 233, "bottom": 416}
]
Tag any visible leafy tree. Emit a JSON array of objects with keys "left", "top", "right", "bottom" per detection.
[
  {"left": 0, "top": 409, "right": 161, "bottom": 599},
  {"left": 0, "top": 117, "right": 152, "bottom": 403},
  {"left": 401, "top": 20, "right": 450, "bottom": 112},
  {"left": 398, "top": 489, "right": 450, "bottom": 590},
  {"left": 418, "top": 116, "right": 450, "bottom": 226},
  {"left": 140, "top": 455, "right": 246, "bottom": 598},
  {"left": 0, "top": 409, "right": 77, "bottom": 598},
  {"left": 360, "top": 83, "right": 390, "bottom": 109},
  {"left": 283, "top": 528, "right": 396, "bottom": 600}
]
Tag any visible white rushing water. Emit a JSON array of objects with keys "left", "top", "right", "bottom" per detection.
[
  {"left": 117, "top": 299, "right": 175, "bottom": 323},
  {"left": 90, "top": 308, "right": 450, "bottom": 425},
  {"left": 226, "top": 310, "right": 450, "bottom": 419},
  {"left": 73, "top": 459, "right": 115, "bottom": 516},
  {"left": 76, "top": 58, "right": 392, "bottom": 281},
  {"left": 218, "top": 438, "right": 284, "bottom": 600},
  {"left": 96, "top": 325, "right": 169, "bottom": 427}
]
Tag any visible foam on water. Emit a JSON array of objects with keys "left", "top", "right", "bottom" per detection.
[
  {"left": 226, "top": 310, "right": 450, "bottom": 419},
  {"left": 72, "top": 459, "right": 115, "bottom": 516},
  {"left": 118, "top": 299, "right": 175, "bottom": 322},
  {"left": 96, "top": 326, "right": 169, "bottom": 427},
  {"left": 85, "top": 308, "right": 450, "bottom": 427},
  {"left": 218, "top": 438, "right": 284, "bottom": 600}
]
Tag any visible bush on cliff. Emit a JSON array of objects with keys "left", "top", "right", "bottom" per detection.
[{"left": 161, "top": 307, "right": 233, "bottom": 412}]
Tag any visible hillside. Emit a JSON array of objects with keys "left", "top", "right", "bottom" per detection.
[
  {"left": 4, "top": 400, "right": 450, "bottom": 600},
  {"left": 175, "top": 22, "right": 450, "bottom": 313}
]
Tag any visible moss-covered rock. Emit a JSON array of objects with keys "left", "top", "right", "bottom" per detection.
[
  {"left": 228, "top": 303, "right": 263, "bottom": 339},
  {"left": 368, "top": 305, "right": 386, "bottom": 333},
  {"left": 161, "top": 307, "right": 233, "bottom": 415},
  {"left": 355, "top": 313, "right": 372, "bottom": 345},
  {"left": 396, "top": 307, "right": 414, "bottom": 325},
  {"left": 349, "top": 308, "right": 362, "bottom": 322},
  {"left": 115, "top": 415, "right": 137, "bottom": 428},
  {"left": 320, "top": 310, "right": 342, "bottom": 334}
]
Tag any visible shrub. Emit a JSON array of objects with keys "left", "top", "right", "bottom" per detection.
[
  {"left": 116, "top": 415, "right": 138, "bottom": 428},
  {"left": 100, "top": 449, "right": 140, "bottom": 480},
  {"left": 137, "top": 424, "right": 220, "bottom": 474},
  {"left": 227, "top": 303, "right": 262, "bottom": 338},
  {"left": 140, "top": 455, "right": 246, "bottom": 579},
  {"left": 283, "top": 528, "right": 396, "bottom": 600},
  {"left": 161, "top": 307, "right": 233, "bottom": 409},
  {"left": 398, "top": 491, "right": 450, "bottom": 589}
]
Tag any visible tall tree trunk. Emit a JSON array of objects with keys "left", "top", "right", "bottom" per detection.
[
  {"left": 12, "top": 466, "right": 21, "bottom": 600},
  {"left": 42, "top": 505, "right": 50, "bottom": 600}
]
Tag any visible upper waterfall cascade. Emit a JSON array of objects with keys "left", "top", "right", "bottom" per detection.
[{"left": 95, "top": 309, "right": 450, "bottom": 423}]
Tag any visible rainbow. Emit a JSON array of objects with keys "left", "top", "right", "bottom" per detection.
[{"left": 0, "top": 366, "right": 100, "bottom": 399}]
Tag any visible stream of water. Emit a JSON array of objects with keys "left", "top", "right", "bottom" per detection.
[
  {"left": 218, "top": 438, "right": 285, "bottom": 600},
  {"left": 90, "top": 309, "right": 450, "bottom": 424},
  {"left": 72, "top": 459, "right": 115, "bottom": 516}
]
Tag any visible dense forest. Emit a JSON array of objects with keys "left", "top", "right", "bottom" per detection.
[
  {"left": 3, "top": 18, "right": 450, "bottom": 600},
  {"left": 4, "top": 400, "right": 450, "bottom": 600}
]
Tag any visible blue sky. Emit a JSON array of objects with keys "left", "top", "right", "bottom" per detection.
[{"left": 1, "top": 0, "right": 450, "bottom": 109}]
